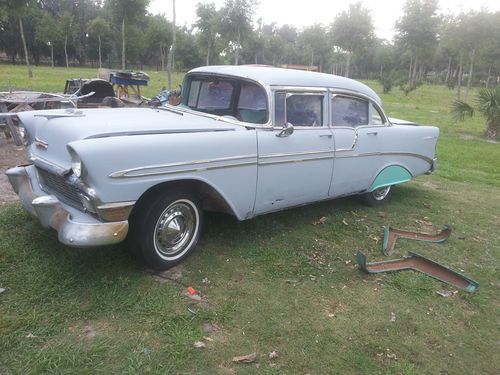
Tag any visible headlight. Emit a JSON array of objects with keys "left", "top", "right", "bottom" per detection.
[
  {"left": 68, "top": 147, "right": 84, "bottom": 178},
  {"left": 71, "top": 154, "right": 82, "bottom": 177}
]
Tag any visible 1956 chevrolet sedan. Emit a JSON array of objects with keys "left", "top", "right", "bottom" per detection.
[{"left": 7, "top": 65, "right": 439, "bottom": 270}]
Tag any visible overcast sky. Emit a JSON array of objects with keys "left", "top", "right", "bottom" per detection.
[{"left": 148, "top": 0, "right": 500, "bottom": 41}]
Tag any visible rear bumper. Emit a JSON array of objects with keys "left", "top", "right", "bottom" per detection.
[
  {"left": 426, "top": 157, "right": 437, "bottom": 174},
  {"left": 6, "top": 165, "right": 129, "bottom": 247}
]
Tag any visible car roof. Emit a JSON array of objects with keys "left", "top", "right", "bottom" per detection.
[{"left": 188, "top": 65, "right": 381, "bottom": 104}]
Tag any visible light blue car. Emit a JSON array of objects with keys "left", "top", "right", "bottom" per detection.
[{"left": 7, "top": 65, "right": 439, "bottom": 270}]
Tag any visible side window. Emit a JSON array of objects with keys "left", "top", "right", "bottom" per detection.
[
  {"left": 187, "top": 80, "right": 201, "bottom": 107},
  {"left": 370, "top": 103, "right": 385, "bottom": 125},
  {"left": 286, "top": 94, "right": 323, "bottom": 127},
  {"left": 274, "top": 92, "right": 286, "bottom": 127},
  {"left": 331, "top": 96, "right": 368, "bottom": 127},
  {"left": 237, "top": 82, "right": 268, "bottom": 124}
]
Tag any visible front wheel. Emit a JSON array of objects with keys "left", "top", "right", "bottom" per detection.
[
  {"left": 360, "top": 185, "right": 392, "bottom": 206},
  {"left": 129, "top": 192, "right": 203, "bottom": 270}
]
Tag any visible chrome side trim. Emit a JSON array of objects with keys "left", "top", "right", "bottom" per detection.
[
  {"left": 259, "top": 149, "right": 333, "bottom": 159},
  {"left": 111, "top": 161, "right": 256, "bottom": 179},
  {"left": 270, "top": 86, "right": 328, "bottom": 93},
  {"left": 110, "top": 154, "right": 257, "bottom": 178},
  {"left": 332, "top": 128, "right": 359, "bottom": 151},
  {"left": 334, "top": 151, "right": 433, "bottom": 164},
  {"left": 85, "top": 127, "right": 235, "bottom": 139},
  {"left": 258, "top": 155, "right": 333, "bottom": 166}
]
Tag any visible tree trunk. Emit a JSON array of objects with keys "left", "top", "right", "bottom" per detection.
[
  {"left": 50, "top": 43, "right": 54, "bottom": 68},
  {"left": 167, "top": 0, "right": 176, "bottom": 90},
  {"left": 235, "top": 24, "right": 241, "bottom": 65},
  {"left": 444, "top": 56, "right": 452, "bottom": 84},
  {"left": 206, "top": 38, "right": 211, "bottom": 66},
  {"left": 464, "top": 48, "right": 475, "bottom": 102},
  {"left": 457, "top": 51, "right": 463, "bottom": 99},
  {"left": 486, "top": 65, "right": 492, "bottom": 88},
  {"left": 411, "top": 56, "right": 418, "bottom": 86},
  {"left": 160, "top": 44, "right": 165, "bottom": 72},
  {"left": 19, "top": 18, "right": 32, "bottom": 78},
  {"left": 345, "top": 52, "right": 351, "bottom": 78},
  {"left": 98, "top": 35, "right": 102, "bottom": 68},
  {"left": 121, "top": 18, "right": 126, "bottom": 70},
  {"left": 407, "top": 54, "right": 413, "bottom": 86},
  {"left": 64, "top": 36, "right": 69, "bottom": 68},
  {"left": 484, "top": 121, "right": 498, "bottom": 139}
]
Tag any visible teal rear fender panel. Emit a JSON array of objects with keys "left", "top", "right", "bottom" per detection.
[{"left": 368, "top": 166, "right": 412, "bottom": 192}]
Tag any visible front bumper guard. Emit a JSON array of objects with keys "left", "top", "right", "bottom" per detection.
[{"left": 7, "top": 165, "right": 129, "bottom": 247}]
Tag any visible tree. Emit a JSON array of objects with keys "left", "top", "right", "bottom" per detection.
[
  {"left": 457, "top": 12, "right": 494, "bottom": 101},
  {"left": 145, "top": 15, "right": 171, "bottom": 71},
  {"left": 107, "top": 0, "right": 149, "bottom": 70},
  {"left": 451, "top": 87, "right": 500, "bottom": 139},
  {"left": 195, "top": 2, "right": 220, "bottom": 66},
  {"left": 35, "top": 11, "right": 60, "bottom": 67},
  {"left": 330, "top": 2, "right": 374, "bottom": 77},
  {"left": 395, "top": 0, "right": 440, "bottom": 87},
  {"left": 88, "top": 16, "right": 112, "bottom": 68},
  {"left": 60, "top": 12, "right": 74, "bottom": 68},
  {"left": 219, "top": 0, "right": 256, "bottom": 65},
  {"left": 3, "top": 0, "right": 33, "bottom": 77},
  {"left": 298, "top": 24, "right": 330, "bottom": 72},
  {"left": 167, "top": 0, "right": 176, "bottom": 90}
]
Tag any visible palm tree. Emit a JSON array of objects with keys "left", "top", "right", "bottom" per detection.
[{"left": 451, "top": 87, "right": 500, "bottom": 139}]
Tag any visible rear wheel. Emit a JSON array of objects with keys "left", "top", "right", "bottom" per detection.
[
  {"left": 360, "top": 185, "right": 392, "bottom": 206},
  {"left": 128, "top": 192, "right": 203, "bottom": 270}
]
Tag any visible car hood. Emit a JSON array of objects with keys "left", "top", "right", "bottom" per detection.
[{"left": 19, "top": 107, "right": 237, "bottom": 173}]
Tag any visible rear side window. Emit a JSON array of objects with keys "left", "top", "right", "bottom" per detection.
[
  {"left": 286, "top": 94, "right": 323, "bottom": 127},
  {"left": 370, "top": 103, "right": 385, "bottom": 125},
  {"left": 331, "top": 96, "right": 368, "bottom": 127}
]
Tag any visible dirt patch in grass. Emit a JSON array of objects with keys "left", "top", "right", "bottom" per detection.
[{"left": 0, "top": 137, "right": 26, "bottom": 205}]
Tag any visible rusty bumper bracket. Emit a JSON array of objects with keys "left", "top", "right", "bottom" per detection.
[
  {"left": 356, "top": 251, "right": 479, "bottom": 293},
  {"left": 383, "top": 225, "right": 451, "bottom": 256}
]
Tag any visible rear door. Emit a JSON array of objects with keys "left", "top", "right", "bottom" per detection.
[{"left": 329, "top": 93, "right": 390, "bottom": 197}]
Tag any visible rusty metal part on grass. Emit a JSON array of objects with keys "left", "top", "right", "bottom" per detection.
[
  {"left": 383, "top": 225, "right": 451, "bottom": 256},
  {"left": 356, "top": 251, "right": 479, "bottom": 293}
]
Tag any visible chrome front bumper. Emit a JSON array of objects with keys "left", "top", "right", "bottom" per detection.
[{"left": 6, "top": 165, "right": 129, "bottom": 247}]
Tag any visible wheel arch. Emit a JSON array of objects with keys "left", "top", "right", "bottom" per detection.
[
  {"left": 368, "top": 164, "right": 413, "bottom": 192},
  {"left": 130, "top": 177, "right": 239, "bottom": 220}
]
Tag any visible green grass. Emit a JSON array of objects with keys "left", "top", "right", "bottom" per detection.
[
  {"left": 0, "top": 64, "right": 184, "bottom": 98},
  {"left": 1, "top": 67, "right": 500, "bottom": 374}
]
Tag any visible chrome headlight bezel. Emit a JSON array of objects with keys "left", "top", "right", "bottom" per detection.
[{"left": 67, "top": 147, "right": 85, "bottom": 178}]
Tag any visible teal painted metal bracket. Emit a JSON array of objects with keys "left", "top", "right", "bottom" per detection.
[
  {"left": 382, "top": 225, "right": 452, "bottom": 256},
  {"left": 368, "top": 165, "right": 412, "bottom": 192},
  {"left": 356, "top": 251, "right": 479, "bottom": 293}
]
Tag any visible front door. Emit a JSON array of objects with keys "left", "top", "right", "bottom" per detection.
[{"left": 254, "top": 91, "right": 334, "bottom": 214}]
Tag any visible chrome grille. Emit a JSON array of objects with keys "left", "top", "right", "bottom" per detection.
[{"left": 36, "top": 167, "right": 84, "bottom": 210}]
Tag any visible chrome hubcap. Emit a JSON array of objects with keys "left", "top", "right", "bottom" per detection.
[
  {"left": 154, "top": 201, "right": 197, "bottom": 257},
  {"left": 373, "top": 186, "right": 391, "bottom": 201}
]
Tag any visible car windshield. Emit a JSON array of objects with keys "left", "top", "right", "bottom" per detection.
[{"left": 184, "top": 77, "right": 268, "bottom": 124}]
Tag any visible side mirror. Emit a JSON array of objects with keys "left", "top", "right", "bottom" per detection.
[{"left": 276, "top": 122, "right": 294, "bottom": 138}]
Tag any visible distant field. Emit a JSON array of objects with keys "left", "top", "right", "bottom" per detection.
[
  {"left": 1, "top": 64, "right": 499, "bottom": 374},
  {"left": 0, "top": 64, "right": 184, "bottom": 98}
]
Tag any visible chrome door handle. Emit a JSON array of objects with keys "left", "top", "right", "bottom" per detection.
[
  {"left": 366, "top": 131, "right": 378, "bottom": 135},
  {"left": 320, "top": 134, "right": 333, "bottom": 138}
]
